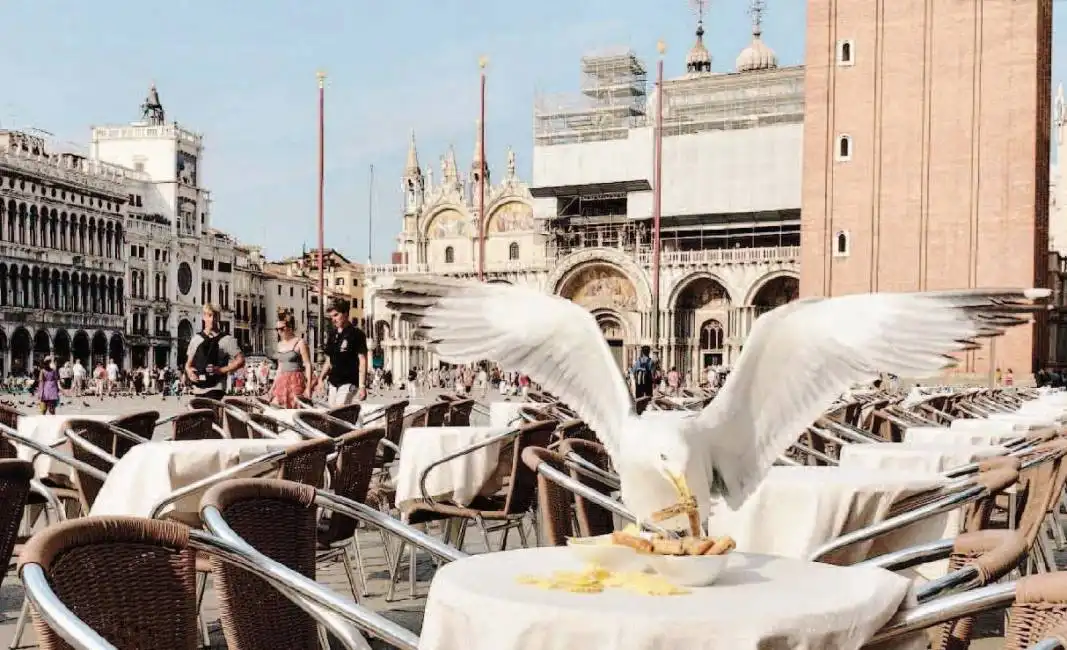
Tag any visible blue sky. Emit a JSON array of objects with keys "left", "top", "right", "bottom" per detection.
[{"left": 0, "top": 1, "right": 1063, "bottom": 262}]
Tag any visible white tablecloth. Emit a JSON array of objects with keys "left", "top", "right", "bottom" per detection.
[
  {"left": 489, "top": 402, "right": 539, "bottom": 429},
  {"left": 90, "top": 437, "right": 299, "bottom": 518},
  {"left": 16, "top": 414, "right": 117, "bottom": 482},
  {"left": 395, "top": 427, "right": 507, "bottom": 508},
  {"left": 905, "top": 426, "right": 1019, "bottom": 447},
  {"left": 706, "top": 466, "right": 947, "bottom": 566},
  {"left": 419, "top": 547, "right": 922, "bottom": 650},
  {"left": 839, "top": 443, "right": 1005, "bottom": 474}
]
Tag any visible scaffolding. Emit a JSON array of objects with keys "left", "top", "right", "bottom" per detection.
[
  {"left": 658, "top": 66, "right": 806, "bottom": 137},
  {"left": 534, "top": 47, "right": 648, "bottom": 146}
]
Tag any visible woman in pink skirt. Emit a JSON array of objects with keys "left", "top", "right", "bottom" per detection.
[{"left": 270, "top": 309, "right": 313, "bottom": 408}]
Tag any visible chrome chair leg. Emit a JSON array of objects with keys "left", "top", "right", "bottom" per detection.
[{"left": 9, "top": 599, "right": 29, "bottom": 649}]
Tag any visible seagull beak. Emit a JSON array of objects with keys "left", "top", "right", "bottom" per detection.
[{"left": 665, "top": 470, "right": 691, "bottom": 500}]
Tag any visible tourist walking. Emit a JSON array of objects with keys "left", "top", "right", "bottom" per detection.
[
  {"left": 36, "top": 356, "right": 60, "bottom": 415},
  {"left": 72, "top": 359, "right": 86, "bottom": 396},
  {"left": 270, "top": 308, "right": 312, "bottom": 408},
  {"left": 631, "top": 345, "right": 656, "bottom": 400},
  {"left": 316, "top": 300, "right": 368, "bottom": 407},
  {"left": 184, "top": 303, "right": 245, "bottom": 402}
]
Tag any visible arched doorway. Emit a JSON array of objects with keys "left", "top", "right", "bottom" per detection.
[
  {"left": 751, "top": 275, "right": 799, "bottom": 319},
  {"left": 672, "top": 275, "right": 731, "bottom": 378},
  {"left": 373, "top": 320, "right": 390, "bottom": 371},
  {"left": 91, "top": 331, "right": 107, "bottom": 367},
  {"left": 594, "top": 311, "right": 627, "bottom": 371},
  {"left": 10, "top": 328, "right": 30, "bottom": 375},
  {"left": 177, "top": 319, "right": 193, "bottom": 367},
  {"left": 108, "top": 334, "right": 125, "bottom": 367},
  {"left": 699, "top": 319, "right": 725, "bottom": 369},
  {"left": 53, "top": 330, "right": 71, "bottom": 364},
  {"left": 556, "top": 262, "right": 639, "bottom": 364},
  {"left": 72, "top": 331, "right": 90, "bottom": 366},
  {"left": 32, "top": 330, "right": 50, "bottom": 368},
  {"left": 0, "top": 331, "right": 6, "bottom": 376}
]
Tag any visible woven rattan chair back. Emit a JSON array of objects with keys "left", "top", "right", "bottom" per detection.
[
  {"left": 325, "top": 403, "right": 362, "bottom": 426},
  {"left": 0, "top": 460, "right": 33, "bottom": 567},
  {"left": 20, "top": 516, "right": 199, "bottom": 650},
  {"left": 188, "top": 397, "right": 226, "bottom": 427},
  {"left": 521, "top": 447, "right": 573, "bottom": 546},
  {"left": 248, "top": 413, "right": 282, "bottom": 438},
  {"left": 559, "top": 438, "right": 615, "bottom": 537},
  {"left": 109, "top": 410, "right": 159, "bottom": 446},
  {"left": 173, "top": 409, "right": 222, "bottom": 441},
  {"left": 276, "top": 437, "right": 333, "bottom": 488},
  {"left": 1005, "top": 572, "right": 1067, "bottom": 649},
  {"left": 65, "top": 419, "right": 147, "bottom": 513},
  {"left": 0, "top": 404, "right": 21, "bottom": 458},
  {"left": 202, "top": 479, "right": 320, "bottom": 650},
  {"left": 500, "top": 420, "right": 558, "bottom": 516},
  {"left": 447, "top": 399, "right": 475, "bottom": 427},
  {"left": 377, "top": 400, "right": 409, "bottom": 466},
  {"left": 223, "top": 397, "right": 262, "bottom": 440},
  {"left": 322, "top": 427, "right": 386, "bottom": 543}
]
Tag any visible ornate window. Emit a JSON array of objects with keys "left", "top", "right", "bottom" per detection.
[{"left": 444, "top": 246, "right": 455, "bottom": 264}]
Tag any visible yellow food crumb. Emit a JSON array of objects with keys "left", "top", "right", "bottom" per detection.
[{"left": 515, "top": 567, "right": 689, "bottom": 596}]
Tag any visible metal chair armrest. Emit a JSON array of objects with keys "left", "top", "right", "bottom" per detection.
[
  {"left": 1030, "top": 639, "right": 1067, "bottom": 650},
  {"left": 148, "top": 449, "right": 289, "bottom": 519},
  {"left": 808, "top": 483, "right": 985, "bottom": 562},
  {"left": 19, "top": 564, "right": 114, "bottom": 650},
  {"left": 561, "top": 452, "right": 621, "bottom": 491},
  {"left": 64, "top": 430, "right": 119, "bottom": 467},
  {"left": 198, "top": 510, "right": 418, "bottom": 649},
  {"left": 291, "top": 410, "right": 347, "bottom": 440},
  {"left": 417, "top": 427, "right": 522, "bottom": 503},
  {"left": 154, "top": 413, "right": 180, "bottom": 427},
  {"left": 865, "top": 581, "right": 1016, "bottom": 646},
  {"left": 852, "top": 537, "right": 955, "bottom": 572},
  {"left": 0, "top": 423, "right": 107, "bottom": 482}
]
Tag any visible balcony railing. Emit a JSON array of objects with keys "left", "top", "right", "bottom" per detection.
[{"left": 366, "top": 246, "right": 799, "bottom": 278}]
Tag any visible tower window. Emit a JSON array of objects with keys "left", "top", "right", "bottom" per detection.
[
  {"left": 444, "top": 246, "right": 455, "bottom": 264},
  {"left": 834, "top": 230, "right": 851, "bottom": 257},
  {"left": 836, "top": 135, "right": 852, "bottom": 161},
  {"left": 508, "top": 242, "right": 520, "bottom": 260},
  {"left": 837, "top": 40, "right": 854, "bottom": 66}
]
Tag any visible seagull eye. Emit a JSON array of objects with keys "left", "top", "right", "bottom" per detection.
[{"left": 659, "top": 453, "right": 668, "bottom": 462}]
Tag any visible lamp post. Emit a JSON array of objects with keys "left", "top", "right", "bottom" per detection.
[
  {"left": 651, "top": 42, "right": 666, "bottom": 355},
  {"left": 477, "top": 56, "right": 488, "bottom": 282},
  {"left": 316, "top": 70, "right": 326, "bottom": 358}
]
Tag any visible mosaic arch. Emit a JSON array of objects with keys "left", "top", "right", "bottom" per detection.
[
  {"left": 747, "top": 272, "right": 800, "bottom": 313},
  {"left": 425, "top": 208, "right": 470, "bottom": 239},
  {"left": 670, "top": 274, "right": 733, "bottom": 377},
  {"left": 487, "top": 201, "right": 535, "bottom": 234},
  {"left": 556, "top": 262, "right": 639, "bottom": 313}
]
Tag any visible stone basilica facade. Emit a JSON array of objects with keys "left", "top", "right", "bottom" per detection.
[{"left": 365, "top": 9, "right": 801, "bottom": 382}]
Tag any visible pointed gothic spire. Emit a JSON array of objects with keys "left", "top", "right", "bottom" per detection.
[
  {"left": 443, "top": 146, "right": 458, "bottom": 185},
  {"left": 686, "top": 0, "right": 712, "bottom": 75},
  {"left": 405, "top": 129, "right": 421, "bottom": 177},
  {"left": 141, "top": 83, "right": 165, "bottom": 125}
]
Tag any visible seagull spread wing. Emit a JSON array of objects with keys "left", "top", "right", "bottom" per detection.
[
  {"left": 377, "top": 276, "right": 633, "bottom": 456},
  {"left": 686, "top": 287, "right": 1050, "bottom": 510}
]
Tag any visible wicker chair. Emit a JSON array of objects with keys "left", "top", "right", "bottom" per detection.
[
  {"left": 201, "top": 479, "right": 321, "bottom": 650},
  {"left": 411, "top": 401, "right": 449, "bottom": 428},
  {"left": 521, "top": 447, "right": 576, "bottom": 546},
  {"left": 223, "top": 397, "right": 263, "bottom": 440},
  {"left": 374, "top": 400, "right": 409, "bottom": 467},
  {"left": 447, "top": 399, "right": 475, "bottom": 427},
  {"left": 110, "top": 410, "right": 160, "bottom": 442},
  {"left": 0, "top": 460, "right": 34, "bottom": 567},
  {"left": 189, "top": 397, "right": 227, "bottom": 428},
  {"left": 326, "top": 403, "right": 362, "bottom": 426},
  {"left": 64, "top": 419, "right": 149, "bottom": 515},
  {"left": 172, "top": 409, "right": 223, "bottom": 441},
  {"left": 558, "top": 439, "right": 616, "bottom": 538},
  {"left": 275, "top": 437, "right": 333, "bottom": 489},
  {"left": 0, "top": 405, "right": 21, "bottom": 459},
  {"left": 385, "top": 420, "right": 556, "bottom": 599},
  {"left": 317, "top": 427, "right": 387, "bottom": 601},
  {"left": 20, "top": 517, "right": 201, "bottom": 649},
  {"left": 247, "top": 413, "right": 282, "bottom": 438}
]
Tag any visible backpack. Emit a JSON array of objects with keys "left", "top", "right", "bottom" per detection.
[
  {"left": 192, "top": 332, "right": 226, "bottom": 388},
  {"left": 633, "top": 356, "right": 653, "bottom": 388}
]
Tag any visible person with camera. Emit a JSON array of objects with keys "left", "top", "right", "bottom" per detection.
[{"left": 184, "top": 303, "right": 245, "bottom": 401}]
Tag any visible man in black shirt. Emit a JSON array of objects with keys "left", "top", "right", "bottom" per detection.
[{"left": 316, "top": 299, "right": 368, "bottom": 406}]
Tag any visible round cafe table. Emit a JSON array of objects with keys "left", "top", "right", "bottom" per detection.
[{"left": 419, "top": 547, "right": 922, "bottom": 650}]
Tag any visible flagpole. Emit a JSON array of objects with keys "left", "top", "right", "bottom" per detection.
[
  {"left": 316, "top": 70, "right": 327, "bottom": 358},
  {"left": 478, "top": 55, "right": 488, "bottom": 282},
  {"left": 651, "top": 43, "right": 665, "bottom": 356}
]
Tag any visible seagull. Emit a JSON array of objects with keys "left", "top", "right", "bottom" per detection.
[{"left": 380, "top": 276, "right": 1049, "bottom": 532}]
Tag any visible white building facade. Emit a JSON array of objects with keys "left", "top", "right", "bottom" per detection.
[
  {"left": 91, "top": 85, "right": 237, "bottom": 369},
  {"left": 0, "top": 130, "right": 129, "bottom": 375},
  {"left": 366, "top": 9, "right": 802, "bottom": 382}
]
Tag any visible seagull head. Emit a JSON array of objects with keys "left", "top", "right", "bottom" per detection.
[{"left": 649, "top": 429, "right": 692, "bottom": 501}]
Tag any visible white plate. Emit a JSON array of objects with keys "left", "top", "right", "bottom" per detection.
[
  {"left": 566, "top": 535, "right": 645, "bottom": 572},
  {"left": 646, "top": 553, "right": 729, "bottom": 587}
]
